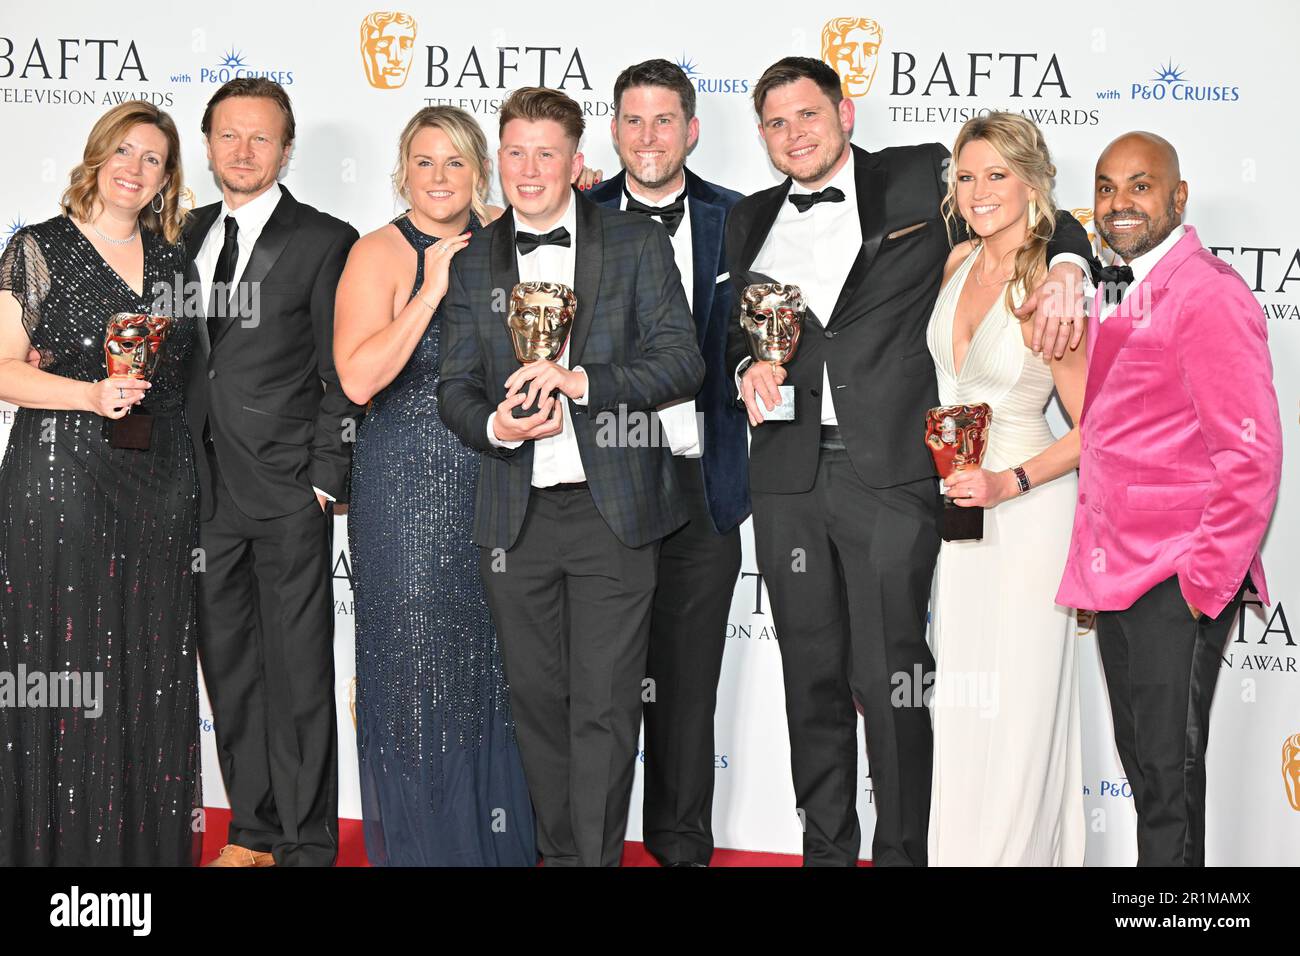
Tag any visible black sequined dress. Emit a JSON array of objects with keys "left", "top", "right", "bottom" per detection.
[
  {"left": 349, "top": 212, "right": 535, "bottom": 866},
  {"left": 0, "top": 216, "right": 201, "bottom": 866}
]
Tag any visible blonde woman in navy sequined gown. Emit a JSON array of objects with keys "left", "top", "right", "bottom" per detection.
[
  {"left": 0, "top": 103, "right": 201, "bottom": 866},
  {"left": 335, "top": 107, "right": 536, "bottom": 865}
]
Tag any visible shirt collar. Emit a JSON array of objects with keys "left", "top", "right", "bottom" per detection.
[
  {"left": 789, "top": 148, "right": 855, "bottom": 197},
  {"left": 1116, "top": 222, "right": 1186, "bottom": 287},
  {"left": 220, "top": 183, "right": 283, "bottom": 235}
]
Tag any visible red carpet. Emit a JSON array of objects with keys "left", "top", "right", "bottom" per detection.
[{"left": 199, "top": 808, "right": 870, "bottom": 866}]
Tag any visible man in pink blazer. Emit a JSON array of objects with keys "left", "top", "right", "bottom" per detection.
[{"left": 1057, "top": 132, "right": 1282, "bottom": 867}]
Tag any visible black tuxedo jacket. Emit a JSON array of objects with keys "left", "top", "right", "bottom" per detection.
[
  {"left": 437, "top": 189, "right": 705, "bottom": 551},
  {"left": 586, "top": 168, "right": 749, "bottom": 534},
  {"left": 725, "top": 143, "right": 1091, "bottom": 494},
  {"left": 183, "top": 185, "right": 362, "bottom": 521}
]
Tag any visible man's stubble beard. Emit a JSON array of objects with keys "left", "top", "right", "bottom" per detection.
[
  {"left": 1099, "top": 192, "right": 1180, "bottom": 260},
  {"left": 773, "top": 131, "right": 849, "bottom": 187}
]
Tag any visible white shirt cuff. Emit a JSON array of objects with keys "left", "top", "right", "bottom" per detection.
[
  {"left": 487, "top": 413, "right": 524, "bottom": 449},
  {"left": 571, "top": 366, "right": 588, "bottom": 406},
  {"left": 733, "top": 357, "right": 753, "bottom": 399},
  {"left": 1047, "top": 252, "right": 1090, "bottom": 278}
]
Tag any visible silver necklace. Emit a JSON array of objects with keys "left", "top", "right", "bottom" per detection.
[
  {"left": 972, "top": 247, "right": 1011, "bottom": 287},
  {"left": 89, "top": 219, "right": 138, "bottom": 245}
]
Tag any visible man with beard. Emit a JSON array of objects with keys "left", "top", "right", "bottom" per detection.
[
  {"left": 587, "top": 59, "right": 747, "bottom": 867},
  {"left": 725, "top": 56, "right": 1093, "bottom": 866},
  {"left": 185, "top": 78, "right": 362, "bottom": 867},
  {"left": 1057, "top": 131, "right": 1281, "bottom": 866}
]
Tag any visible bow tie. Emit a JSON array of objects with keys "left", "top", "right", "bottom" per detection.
[
  {"left": 624, "top": 188, "right": 686, "bottom": 237},
  {"left": 1093, "top": 262, "right": 1135, "bottom": 307},
  {"left": 515, "top": 226, "right": 571, "bottom": 255},
  {"left": 787, "top": 186, "right": 846, "bottom": 213}
]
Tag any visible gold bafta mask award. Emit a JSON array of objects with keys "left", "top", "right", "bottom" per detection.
[
  {"left": 506, "top": 281, "right": 577, "bottom": 418},
  {"left": 103, "top": 311, "right": 172, "bottom": 450},
  {"left": 925, "top": 402, "right": 992, "bottom": 541},
  {"left": 739, "top": 283, "right": 805, "bottom": 422}
]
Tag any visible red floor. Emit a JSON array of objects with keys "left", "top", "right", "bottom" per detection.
[{"left": 199, "top": 807, "right": 869, "bottom": 866}]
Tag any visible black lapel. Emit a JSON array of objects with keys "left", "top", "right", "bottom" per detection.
[
  {"left": 737, "top": 178, "right": 791, "bottom": 276},
  {"left": 827, "top": 145, "right": 885, "bottom": 328},
  {"left": 489, "top": 206, "right": 521, "bottom": 337},
  {"left": 568, "top": 189, "right": 603, "bottom": 365},
  {"left": 685, "top": 168, "right": 725, "bottom": 345},
  {"left": 210, "top": 185, "right": 296, "bottom": 349}
]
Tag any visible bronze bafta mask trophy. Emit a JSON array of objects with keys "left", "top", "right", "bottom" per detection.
[
  {"left": 506, "top": 281, "right": 577, "bottom": 418},
  {"left": 925, "top": 403, "right": 992, "bottom": 541},
  {"left": 104, "top": 312, "right": 172, "bottom": 450},
  {"left": 739, "top": 283, "right": 805, "bottom": 422}
]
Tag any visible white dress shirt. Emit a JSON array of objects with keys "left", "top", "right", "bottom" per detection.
[
  {"left": 621, "top": 177, "right": 701, "bottom": 458},
  {"left": 195, "top": 183, "right": 336, "bottom": 504},
  {"left": 195, "top": 182, "right": 284, "bottom": 313},
  {"left": 749, "top": 156, "right": 860, "bottom": 425},
  {"left": 486, "top": 194, "right": 588, "bottom": 487},
  {"left": 1098, "top": 223, "right": 1185, "bottom": 323}
]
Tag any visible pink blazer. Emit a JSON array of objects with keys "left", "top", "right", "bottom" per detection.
[{"left": 1056, "top": 227, "right": 1282, "bottom": 618}]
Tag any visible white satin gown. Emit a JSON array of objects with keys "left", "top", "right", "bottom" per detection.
[{"left": 924, "top": 248, "right": 1085, "bottom": 866}]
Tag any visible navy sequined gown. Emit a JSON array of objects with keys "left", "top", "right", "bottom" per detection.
[
  {"left": 350, "top": 212, "right": 535, "bottom": 866},
  {"left": 0, "top": 216, "right": 202, "bottom": 866}
]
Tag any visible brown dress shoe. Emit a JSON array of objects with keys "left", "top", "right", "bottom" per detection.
[{"left": 205, "top": 844, "right": 276, "bottom": 867}]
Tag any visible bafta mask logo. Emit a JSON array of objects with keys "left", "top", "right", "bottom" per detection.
[
  {"left": 104, "top": 313, "right": 171, "bottom": 380},
  {"left": 821, "top": 16, "right": 884, "bottom": 98},
  {"left": 1071, "top": 207, "right": 1112, "bottom": 255},
  {"left": 360, "top": 11, "right": 418, "bottom": 89},
  {"left": 508, "top": 281, "right": 577, "bottom": 363},
  {"left": 739, "top": 283, "right": 805, "bottom": 365},
  {"left": 1284, "top": 733, "right": 1300, "bottom": 811}
]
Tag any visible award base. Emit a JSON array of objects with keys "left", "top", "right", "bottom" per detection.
[
  {"left": 510, "top": 387, "right": 556, "bottom": 419},
  {"left": 765, "top": 384, "right": 796, "bottom": 422},
  {"left": 107, "top": 409, "right": 155, "bottom": 451},
  {"left": 939, "top": 496, "right": 984, "bottom": 541}
]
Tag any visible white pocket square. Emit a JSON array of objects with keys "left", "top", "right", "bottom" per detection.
[{"left": 716, "top": 272, "right": 730, "bottom": 284}]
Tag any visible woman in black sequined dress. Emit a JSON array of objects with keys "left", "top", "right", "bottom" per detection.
[
  {"left": 0, "top": 103, "right": 201, "bottom": 866},
  {"left": 335, "top": 107, "right": 536, "bottom": 865}
]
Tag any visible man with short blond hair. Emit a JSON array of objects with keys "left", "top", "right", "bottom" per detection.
[{"left": 438, "top": 86, "right": 703, "bottom": 866}]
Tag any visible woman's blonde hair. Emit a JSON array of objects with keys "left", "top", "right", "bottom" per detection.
[
  {"left": 941, "top": 111, "right": 1057, "bottom": 313},
  {"left": 60, "top": 101, "right": 187, "bottom": 244},
  {"left": 393, "top": 106, "right": 491, "bottom": 224}
]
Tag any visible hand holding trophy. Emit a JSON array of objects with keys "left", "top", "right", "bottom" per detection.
[
  {"left": 103, "top": 311, "right": 172, "bottom": 450},
  {"left": 504, "top": 281, "right": 578, "bottom": 419},
  {"left": 739, "top": 283, "right": 805, "bottom": 422},
  {"left": 925, "top": 402, "right": 992, "bottom": 541}
]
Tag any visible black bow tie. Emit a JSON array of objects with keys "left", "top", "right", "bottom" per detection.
[
  {"left": 515, "top": 226, "right": 571, "bottom": 255},
  {"left": 1093, "top": 262, "right": 1135, "bottom": 306},
  {"left": 787, "top": 186, "right": 846, "bottom": 213},
  {"left": 624, "top": 188, "right": 686, "bottom": 237}
]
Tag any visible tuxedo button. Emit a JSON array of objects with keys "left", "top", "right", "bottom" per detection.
[
  {"left": 823, "top": 330, "right": 835, "bottom": 339},
  {"left": 810, "top": 388, "right": 820, "bottom": 398},
  {"left": 1078, "top": 493, "right": 1087, "bottom": 504},
  {"left": 207, "top": 370, "right": 216, "bottom": 380}
]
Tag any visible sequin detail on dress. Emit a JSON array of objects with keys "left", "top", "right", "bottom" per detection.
[
  {"left": 0, "top": 216, "right": 202, "bottom": 866},
  {"left": 349, "top": 211, "right": 535, "bottom": 865}
]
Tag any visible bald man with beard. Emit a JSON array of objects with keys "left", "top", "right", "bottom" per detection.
[{"left": 1057, "top": 131, "right": 1282, "bottom": 866}]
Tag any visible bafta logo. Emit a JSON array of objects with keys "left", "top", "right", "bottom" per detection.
[
  {"left": 360, "top": 11, "right": 418, "bottom": 89},
  {"left": 1070, "top": 207, "right": 1112, "bottom": 254},
  {"left": 821, "top": 16, "right": 884, "bottom": 98},
  {"left": 1284, "top": 733, "right": 1300, "bottom": 811}
]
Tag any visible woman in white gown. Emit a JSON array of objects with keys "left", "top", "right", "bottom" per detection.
[{"left": 924, "top": 112, "right": 1087, "bottom": 866}]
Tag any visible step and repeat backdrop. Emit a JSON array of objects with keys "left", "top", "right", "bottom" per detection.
[{"left": 2, "top": 0, "right": 1296, "bottom": 864}]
